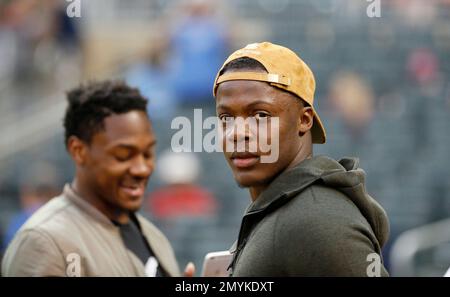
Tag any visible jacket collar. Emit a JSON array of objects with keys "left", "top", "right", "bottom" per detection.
[
  {"left": 64, "top": 183, "right": 179, "bottom": 276},
  {"left": 63, "top": 183, "right": 116, "bottom": 227}
]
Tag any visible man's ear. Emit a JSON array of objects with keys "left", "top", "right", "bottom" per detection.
[
  {"left": 298, "top": 107, "right": 314, "bottom": 136},
  {"left": 67, "top": 136, "right": 88, "bottom": 166}
]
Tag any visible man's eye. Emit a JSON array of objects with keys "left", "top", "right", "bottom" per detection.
[
  {"left": 219, "top": 115, "right": 234, "bottom": 123},
  {"left": 115, "top": 155, "right": 130, "bottom": 162},
  {"left": 254, "top": 112, "right": 270, "bottom": 119},
  {"left": 114, "top": 151, "right": 132, "bottom": 161}
]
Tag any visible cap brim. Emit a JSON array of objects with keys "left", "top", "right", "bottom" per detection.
[{"left": 311, "top": 107, "right": 326, "bottom": 144}]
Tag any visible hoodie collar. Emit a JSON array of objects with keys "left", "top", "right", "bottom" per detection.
[
  {"left": 244, "top": 155, "right": 389, "bottom": 248},
  {"left": 247, "top": 155, "right": 350, "bottom": 214}
]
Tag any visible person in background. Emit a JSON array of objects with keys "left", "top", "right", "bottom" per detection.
[
  {"left": 2, "top": 183, "right": 59, "bottom": 250},
  {"left": 147, "top": 150, "right": 218, "bottom": 220},
  {"left": 167, "top": 0, "right": 229, "bottom": 106},
  {"left": 126, "top": 37, "right": 177, "bottom": 121}
]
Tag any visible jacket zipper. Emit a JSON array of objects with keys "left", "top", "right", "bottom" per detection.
[
  {"left": 228, "top": 237, "right": 247, "bottom": 275},
  {"left": 228, "top": 194, "right": 289, "bottom": 275}
]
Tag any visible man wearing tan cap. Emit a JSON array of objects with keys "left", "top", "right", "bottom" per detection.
[{"left": 213, "top": 42, "right": 390, "bottom": 276}]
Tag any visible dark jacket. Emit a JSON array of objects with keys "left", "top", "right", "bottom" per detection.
[{"left": 229, "top": 155, "right": 390, "bottom": 276}]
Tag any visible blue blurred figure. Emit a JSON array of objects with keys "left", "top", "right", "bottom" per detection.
[
  {"left": 2, "top": 184, "right": 58, "bottom": 251},
  {"left": 167, "top": 0, "right": 229, "bottom": 106},
  {"left": 126, "top": 39, "right": 177, "bottom": 120}
]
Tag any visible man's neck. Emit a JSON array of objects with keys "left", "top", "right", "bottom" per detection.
[
  {"left": 287, "top": 144, "right": 313, "bottom": 172},
  {"left": 71, "top": 177, "right": 130, "bottom": 224},
  {"left": 248, "top": 146, "right": 313, "bottom": 201},
  {"left": 249, "top": 186, "right": 266, "bottom": 201}
]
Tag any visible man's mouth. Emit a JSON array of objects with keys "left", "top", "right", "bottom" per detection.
[
  {"left": 230, "top": 152, "right": 260, "bottom": 169},
  {"left": 120, "top": 182, "right": 146, "bottom": 198}
]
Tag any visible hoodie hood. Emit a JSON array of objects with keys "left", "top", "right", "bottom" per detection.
[{"left": 247, "top": 155, "right": 390, "bottom": 248}]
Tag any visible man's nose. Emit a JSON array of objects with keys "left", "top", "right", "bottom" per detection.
[
  {"left": 226, "top": 118, "right": 255, "bottom": 143},
  {"left": 130, "top": 155, "right": 153, "bottom": 178}
]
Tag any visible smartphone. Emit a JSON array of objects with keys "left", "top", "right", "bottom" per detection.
[{"left": 201, "top": 251, "right": 233, "bottom": 277}]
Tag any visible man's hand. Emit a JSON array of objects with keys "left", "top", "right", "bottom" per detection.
[{"left": 184, "top": 262, "right": 196, "bottom": 277}]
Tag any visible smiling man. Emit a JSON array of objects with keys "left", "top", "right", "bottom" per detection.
[
  {"left": 213, "top": 42, "right": 390, "bottom": 276},
  {"left": 1, "top": 81, "right": 181, "bottom": 276}
]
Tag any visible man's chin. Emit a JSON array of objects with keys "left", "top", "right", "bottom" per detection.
[
  {"left": 234, "top": 174, "right": 267, "bottom": 189},
  {"left": 118, "top": 196, "right": 143, "bottom": 213},
  {"left": 233, "top": 165, "right": 281, "bottom": 188},
  {"left": 125, "top": 203, "right": 142, "bottom": 213}
]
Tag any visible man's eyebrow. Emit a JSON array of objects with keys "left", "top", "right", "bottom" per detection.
[
  {"left": 216, "top": 103, "right": 231, "bottom": 110},
  {"left": 217, "top": 100, "right": 274, "bottom": 111},
  {"left": 147, "top": 139, "right": 157, "bottom": 148},
  {"left": 245, "top": 100, "right": 275, "bottom": 109},
  {"left": 112, "top": 140, "right": 157, "bottom": 150}
]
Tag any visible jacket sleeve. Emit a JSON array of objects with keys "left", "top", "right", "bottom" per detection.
[
  {"left": 274, "top": 187, "right": 389, "bottom": 277},
  {"left": 1, "top": 229, "right": 67, "bottom": 277}
]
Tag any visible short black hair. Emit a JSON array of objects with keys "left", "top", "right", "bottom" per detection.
[
  {"left": 63, "top": 80, "right": 148, "bottom": 147},
  {"left": 220, "top": 57, "right": 309, "bottom": 106},
  {"left": 220, "top": 57, "right": 267, "bottom": 74}
]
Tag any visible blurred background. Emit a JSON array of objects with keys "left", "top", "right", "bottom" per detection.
[{"left": 0, "top": 0, "right": 450, "bottom": 276}]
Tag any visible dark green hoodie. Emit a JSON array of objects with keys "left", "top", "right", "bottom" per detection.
[{"left": 229, "top": 155, "right": 390, "bottom": 277}]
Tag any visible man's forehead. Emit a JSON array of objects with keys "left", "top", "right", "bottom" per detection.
[
  {"left": 92, "top": 112, "right": 153, "bottom": 144},
  {"left": 216, "top": 80, "right": 295, "bottom": 108},
  {"left": 216, "top": 79, "right": 274, "bottom": 96},
  {"left": 92, "top": 130, "right": 156, "bottom": 149}
]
